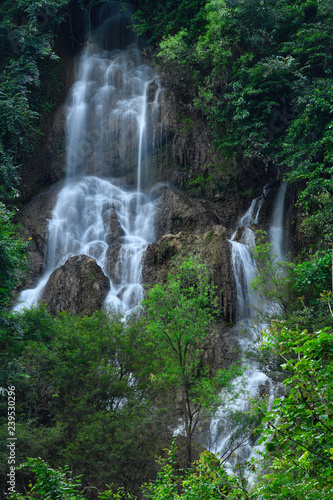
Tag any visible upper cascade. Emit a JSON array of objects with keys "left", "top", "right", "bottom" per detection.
[
  {"left": 66, "top": 1, "right": 161, "bottom": 183},
  {"left": 14, "top": 1, "right": 162, "bottom": 314},
  {"left": 93, "top": 1, "right": 137, "bottom": 51}
]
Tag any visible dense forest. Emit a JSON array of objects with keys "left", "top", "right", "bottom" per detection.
[{"left": 1, "top": 0, "right": 333, "bottom": 499}]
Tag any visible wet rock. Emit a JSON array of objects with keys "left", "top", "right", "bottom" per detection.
[
  {"left": 259, "top": 380, "right": 270, "bottom": 398},
  {"left": 234, "top": 226, "right": 246, "bottom": 243},
  {"left": 233, "top": 226, "right": 256, "bottom": 247},
  {"left": 203, "top": 323, "right": 240, "bottom": 371},
  {"left": 146, "top": 80, "right": 159, "bottom": 103},
  {"left": 41, "top": 255, "right": 110, "bottom": 315},
  {"left": 103, "top": 209, "right": 124, "bottom": 244},
  {"left": 105, "top": 243, "right": 122, "bottom": 285},
  {"left": 20, "top": 105, "right": 68, "bottom": 200}
]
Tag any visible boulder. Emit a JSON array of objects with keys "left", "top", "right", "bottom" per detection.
[{"left": 41, "top": 255, "right": 110, "bottom": 315}]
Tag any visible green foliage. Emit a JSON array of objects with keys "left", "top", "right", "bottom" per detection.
[
  {"left": 250, "top": 231, "right": 332, "bottom": 324},
  {"left": 293, "top": 252, "right": 332, "bottom": 306},
  {"left": 0, "top": 308, "right": 166, "bottom": 495},
  {"left": 187, "top": 173, "right": 215, "bottom": 197},
  {"left": 252, "top": 324, "right": 333, "bottom": 499},
  {"left": 142, "top": 446, "right": 231, "bottom": 500},
  {"left": 10, "top": 457, "right": 85, "bottom": 500},
  {"left": 0, "top": 202, "right": 28, "bottom": 309},
  {"left": 132, "top": 0, "right": 207, "bottom": 45},
  {"left": 0, "top": 0, "right": 69, "bottom": 201},
  {"left": 250, "top": 231, "right": 294, "bottom": 318},
  {"left": 147, "top": 0, "right": 333, "bottom": 249},
  {"left": 283, "top": 80, "right": 333, "bottom": 244},
  {"left": 7, "top": 448, "right": 251, "bottom": 500}
]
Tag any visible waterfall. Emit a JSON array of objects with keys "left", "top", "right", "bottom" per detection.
[
  {"left": 210, "top": 183, "right": 287, "bottom": 471},
  {"left": 14, "top": 1, "right": 161, "bottom": 314},
  {"left": 269, "top": 182, "right": 288, "bottom": 262},
  {"left": 229, "top": 184, "right": 269, "bottom": 323}
]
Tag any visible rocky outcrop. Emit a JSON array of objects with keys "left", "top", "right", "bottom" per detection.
[
  {"left": 204, "top": 323, "right": 240, "bottom": 371},
  {"left": 103, "top": 207, "right": 125, "bottom": 245},
  {"left": 152, "top": 186, "right": 221, "bottom": 238},
  {"left": 37, "top": 105, "right": 67, "bottom": 183},
  {"left": 151, "top": 181, "right": 256, "bottom": 237},
  {"left": 41, "top": 255, "right": 110, "bottom": 315},
  {"left": 158, "top": 87, "right": 217, "bottom": 171},
  {"left": 142, "top": 229, "right": 236, "bottom": 322},
  {"left": 20, "top": 102, "right": 68, "bottom": 201},
  {"left": 105, "top": 243, "right": 122, "bottom": 285}
]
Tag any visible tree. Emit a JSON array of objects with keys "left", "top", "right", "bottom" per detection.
[
  {"left": 283, "top": 80, "right": 333, "bottom": 246},
  {"left": 8, "top": 449, "right": 245, "bottom": 500},
  {"left": 0, "top": 308, "right": 168, "bottom": 496},
  {"left": 10, "top": 458, "right": 85, "bottom": 500},
  {"left": 251, "top": 323, "right": 333, "bottom": 500},
  {"left": 249, "top": 231, "right": 332, "bottom": 325},
  {"left": 0, "top": 0, "right": 70, "bottom": 201},
  {"left": 144, "top": 257, "right": 242, "bottom": 465},
  {"left": 143, "top": 445, "right": 231, "bottom": 500}
]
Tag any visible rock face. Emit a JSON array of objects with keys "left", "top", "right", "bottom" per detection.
[
  {"left": 41, "top": 255, "right": 110, "bottom": 315},
  {"left": 142, "top": 229, "right": 236, "bottom": 322},
  {"left": 203, "top": 323, "right": 240, "bottom": 371},
  {"left": 153, "top": 186, "right": 221, "bottom": 238}
]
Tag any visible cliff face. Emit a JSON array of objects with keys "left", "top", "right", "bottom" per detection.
[{"left": 19, "top": 33, "right": 75, "bottom": 202}]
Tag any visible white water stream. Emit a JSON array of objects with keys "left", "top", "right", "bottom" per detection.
[
  {"left": 15, "top": 1, "right": 160, "bottom": 314},
  {"left": 269, "top": 182, "right": 288, "bottom": 262},
  {"left": 210, "top": 182, "right": 288, "bottom": 471}
]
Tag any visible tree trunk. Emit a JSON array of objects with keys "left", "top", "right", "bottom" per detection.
[{"left": 183, "top": 385, "right": 192, "bottom": 466}]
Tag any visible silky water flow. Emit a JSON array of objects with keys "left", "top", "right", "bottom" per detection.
[
  {"left": 14, "top": 2, "right": 162, "bottom": 314},
  {"left": 210, "top": 183, "right": 288, "bottom": 474}
]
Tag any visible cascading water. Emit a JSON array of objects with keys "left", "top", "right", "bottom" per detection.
[
  {"left": 210, "top": 183, "right": 287, "bottom": 470},
  {"left": 15, "top": 1, "right": 161, "bottom": 314},
  {"left": 269, "top": 182, "right": 288, "bottom": 262},
  {"left": 230, "top": 185, "right": 270, "bottom": 323}
]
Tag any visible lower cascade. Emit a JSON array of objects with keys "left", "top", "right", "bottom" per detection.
[
  {"left": 210, "top": 182, "right": 288, "bottom": 470},
  {"left": 14, "top": 1, "right": 161, "bottom": 314},
  {"left": 16, "top": 177, "right": 156, "bottom": 313}
]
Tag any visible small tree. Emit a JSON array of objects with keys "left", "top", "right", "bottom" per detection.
[
  {"left": 144, "top": 257, "right": 242, "bottom": 465},
  {"left": 10, "top": 458, "right": 85, "bottom": 500}
]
